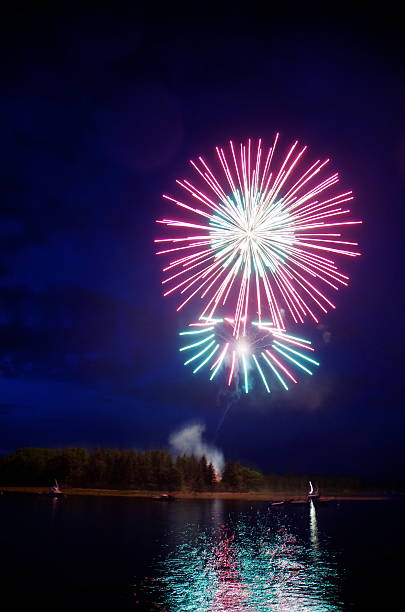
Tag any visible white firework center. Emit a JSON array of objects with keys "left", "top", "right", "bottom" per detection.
[{"left": 209, "top": 189, "right": 295, "bottom": 276}]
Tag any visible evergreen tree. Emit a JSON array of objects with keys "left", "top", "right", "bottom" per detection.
[
  {"left": 206, "top": 462, "right": 216, "bottom": 489},
  {"left": 65, "top": 447, "right": 90, "bottom": 486},
  {"left": 221, "top": 460, "right": 239, "bottom": 489},
  {"left": 88, "top": 448, "right": 108, "bottom": 486}
]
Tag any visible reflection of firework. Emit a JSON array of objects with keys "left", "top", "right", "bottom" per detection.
[
  {"left": 137, "top": 507, "right": 340, "bottom": 611},
  {"left": 179, "top": 317, "right": 319, "bottom": 393},
  {"left": 156, "top": 137, "right": 361, "bottom": 336}
]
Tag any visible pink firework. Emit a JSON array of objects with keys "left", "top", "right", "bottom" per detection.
[{"left": 156, "top": 136, "right": 361, "bottom": 337}]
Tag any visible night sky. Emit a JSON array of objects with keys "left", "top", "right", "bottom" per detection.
[{"left": 1, "top": 6, "right": 404, "bottom": 478}]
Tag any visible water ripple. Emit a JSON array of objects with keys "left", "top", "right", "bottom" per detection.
[{"left": 138, "top": 501, "right": 342, "bottom": 611}]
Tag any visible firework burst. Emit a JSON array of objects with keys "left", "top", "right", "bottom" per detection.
[
  {"left": 156, "top": 136, "right": 361, "bottom": 337},
  {"left": 179, "top": 317, "right": 319, "bottom": 393}
]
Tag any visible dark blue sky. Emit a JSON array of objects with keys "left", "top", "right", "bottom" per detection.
[{"left": 1, "top": 6, "right": 404, "bottom": 477}]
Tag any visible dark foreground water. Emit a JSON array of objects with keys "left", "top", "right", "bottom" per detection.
[{"left": 0, "top": 495, "right": 403, "bottom": 610}]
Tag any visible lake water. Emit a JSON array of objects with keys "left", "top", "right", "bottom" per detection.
[{"left": 0, "top": 494, "right": 402, "bottom": 610}]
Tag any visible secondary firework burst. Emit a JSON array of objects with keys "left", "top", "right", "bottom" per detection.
[
  {"left": 179, "top": 317, "right": 319, "bottom": 394},
  {"left": 156, "top": 136, "right": 361, "bottom": 337}
]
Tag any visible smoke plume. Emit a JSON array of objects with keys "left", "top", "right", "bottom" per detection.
[{"left": 169, "top": 422, "right": 225, "bottom": 477}]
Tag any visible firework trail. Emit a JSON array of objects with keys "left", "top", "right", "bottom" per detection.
[
  {"left": 156, "top": 137, "right": 361, "bottom": 337},
  {"left": 214, "top": 387, "right": 241, "bottom": 442}
]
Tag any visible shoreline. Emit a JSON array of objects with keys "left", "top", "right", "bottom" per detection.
[{"left": 0, "top": 486, "right": 392, "bottom": 501}]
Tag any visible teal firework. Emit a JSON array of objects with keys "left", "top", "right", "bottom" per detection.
[{"left": 179, "top": 317, "right": 319, "bottom": 394}]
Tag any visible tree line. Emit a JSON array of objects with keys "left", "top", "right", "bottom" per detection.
[
  {"left": 0, "top": 447, "right": 400, "bottom": 493},
  {"left": 0, "top": 447, "right": 264, "bottom": 492}
]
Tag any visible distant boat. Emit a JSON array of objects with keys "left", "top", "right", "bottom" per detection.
[
  {"left": 152, "top": 493, "right": 176, "bottom": 502},
  {"left": 308, "top": 481, "right": 320, "bottom": 501},
  {"left": 43, "top": 479, "right": 64, "bottom": 498}
]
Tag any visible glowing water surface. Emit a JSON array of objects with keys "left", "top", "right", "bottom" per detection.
[
  {"left": 139, "top": 499, "right": 341, "bottom": 611},
  {"left": 1, "top": 495, "right": 402, "bottom": 610}
]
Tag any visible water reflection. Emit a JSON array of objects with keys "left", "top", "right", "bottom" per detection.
[
  {"left": 140, "top": 502, "right": 341, "bottom": 610},
  {"left": 309, "top": 499, "right": 319, "bottom": 551},
  {"left": 50, "top": 495, "right": 60, "bottom": 523}
]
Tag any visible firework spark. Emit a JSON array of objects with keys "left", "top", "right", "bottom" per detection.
[
  {"left": 156, "top": 137, "right": 361, "bottom": 337},
  {"left": 179, "top": 317, "right": 319, "bottom": 393}
]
